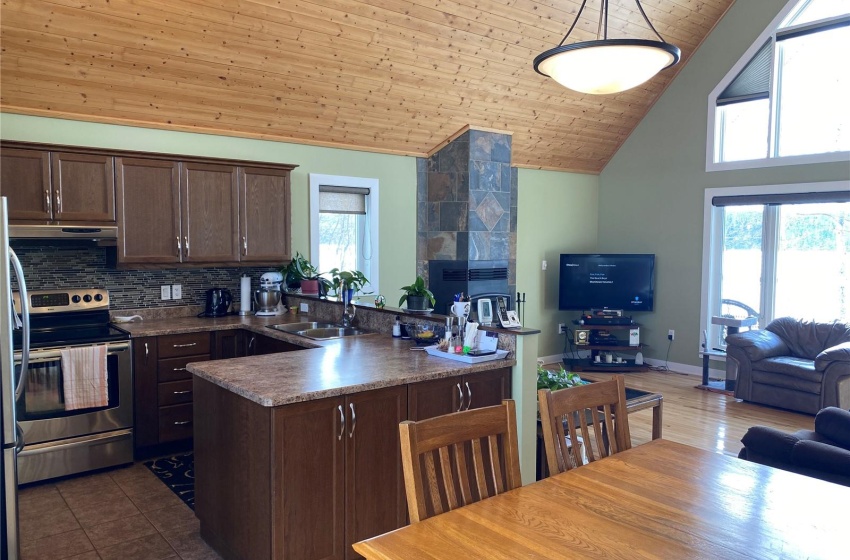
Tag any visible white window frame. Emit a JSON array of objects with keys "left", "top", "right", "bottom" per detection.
[
  {"left": 706, "top": 0, "right": 850, "bottom": 172},
  {"left": 699, "top": 179, "right": 849, "bottom": 354},
  {"left": 308, "top": 173, "right": 380, "bottom": 295}
]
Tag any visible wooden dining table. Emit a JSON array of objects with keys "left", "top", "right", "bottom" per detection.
[{"left": 353, "top": 439, "right": 849, "bottom": 559}]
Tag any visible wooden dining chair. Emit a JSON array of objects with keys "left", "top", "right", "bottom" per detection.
[
  {"left": 399, "top": 399, "right": 522, "bottom": 523},
  {"left": 538, "top": 375, "right": 631, "bottom": 475}
]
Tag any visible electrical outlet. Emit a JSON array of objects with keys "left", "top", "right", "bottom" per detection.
[
  {"left": 299, "top": 302, "right": 309, "bottom": 313},
  {"left": 542, "top": 260, "right": 548, "bottom": 271},
  {"left": 558, "top": 323, "right": 566, "bottom": 335},
  {"left": 160, "top": 285, "right": 172, "bottom": 300},
  {"left": 171, "top": 284, "right": 182, "bottom": 299},
  {"left": 668, "top": 329, "right": 675, "bottom": 341}
]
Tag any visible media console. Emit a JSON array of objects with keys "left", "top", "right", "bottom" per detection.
[{"left": 567, "top": 320, "right": 648, "bottom": 373}]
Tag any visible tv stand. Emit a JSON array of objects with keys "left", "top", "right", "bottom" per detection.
[{"left": 568, "top": 321, "right": 649, "bottom": 372}]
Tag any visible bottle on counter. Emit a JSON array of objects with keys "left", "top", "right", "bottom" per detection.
[{"left": 392, "top": 316, "right": 401, "bottom": 338}]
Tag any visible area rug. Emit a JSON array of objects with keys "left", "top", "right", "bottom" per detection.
[{"left": 144, "top": 453, "right": 195, "bottom": 510}]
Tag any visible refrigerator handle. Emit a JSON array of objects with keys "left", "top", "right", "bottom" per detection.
[
  {"left": 9, "top": 247, "right": 29, "bottom": 401},
  {"left": 15, "top": 422, "right": 24, "bottom": 453}
]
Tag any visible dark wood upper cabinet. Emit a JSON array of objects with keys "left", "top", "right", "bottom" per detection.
[
  {"left": 181, "top": 162, "right": 240, "bottom": 263},
  {"left": 116, "top": 158, "right": 182, "bottom": 264},
  {"left": 239, "top": 167, "right": 291, "bottom": 262},
  {"left": 0, "top": 148, "right": 52, "bottom": 221},
  {"left": 51, "top": 152, "right": 115, "bottom": 222}
]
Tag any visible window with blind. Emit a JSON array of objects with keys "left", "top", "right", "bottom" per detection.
[
  {"left": 700, "top": 182, "right": 849, "bottom": 351},
  {"left": 707, "top": 0, "right": 850, "bottom": 170},
  {"left": 309, "top": 174, "right": 379, "bottom": 295}
]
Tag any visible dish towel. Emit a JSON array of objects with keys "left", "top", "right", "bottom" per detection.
[{"left": 61, "top": 345, "right": 109, "bottom": 410}]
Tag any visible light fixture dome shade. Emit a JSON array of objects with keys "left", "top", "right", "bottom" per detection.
[{"left": 534, "top": 39, "right": 681, "bottom": 95}]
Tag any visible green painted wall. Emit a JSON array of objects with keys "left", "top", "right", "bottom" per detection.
[
  {"left": 598, "top": 0, "right": 850, "bottom": 368},
  {"left": 0, "top": 113, "right": 417, "bottom": 298},
  {"left": 516, "top": 168, "right": 599, "bottom": 357}
]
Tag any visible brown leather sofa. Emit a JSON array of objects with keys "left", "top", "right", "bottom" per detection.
[
  {"left": 726, "top": 317, "right": 850, "bottom": 414},
  {"left": 738, "top": 407, "right": 850, "bottom": 487}
]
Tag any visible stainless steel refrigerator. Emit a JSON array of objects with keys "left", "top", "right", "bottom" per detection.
[{"left": 2, "top": 196, "right": 30, "bottom": 560}]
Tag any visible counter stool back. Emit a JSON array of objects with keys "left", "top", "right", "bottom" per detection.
[
  {"left": 538, "top": 375, "right": 631, "bottom": 474},
  {"left": 399, "top": 399, "right": 522, "bottom": 523}
]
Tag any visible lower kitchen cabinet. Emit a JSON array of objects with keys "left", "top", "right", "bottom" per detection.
[
  {"left": 194, "top": 380, "right": 408, "bottom": 560},
  {"left": 133, "top": 332, "right": 211, "bottom": 453},
  {"left": 407, "top": 367, "right": 512, "bottom": 421},
  {"left": 212, "top": 329, "right": 246, "bottom": 360}
]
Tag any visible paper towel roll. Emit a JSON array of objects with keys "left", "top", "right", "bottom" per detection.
[{"left": 240, "top": 275, "right": 252, "bottom": 313}]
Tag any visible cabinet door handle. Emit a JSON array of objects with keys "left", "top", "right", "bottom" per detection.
[
  {"left": 337, "top": 405, "right": 345, "bottom": 441},
  {"left": 173, "top": 390, "right": 192, "bottom": 395},
  {"left": 45, "top": 189, "right": 51, "bottom": 213},
  {"left": 456, "top": 383, "right": 464, "bottom": 412},
  {"left": 174, "top": 420, "right": 192, "bottom": 426},
  {"left": 465, "top": 382, "right": 472, "bottom": 410},
  {"left": 242, "top": 235, "right": 248, "bottom": 255},
  {"left": 349, "top": 402, "right": 357, "bottom": 438},
  {"left": 176, "top": 236, "right": 182, "bottom": 255},
  {"left": 144, "top": 342, "right": 149, "bottom": 364},
  {"left": 173, "top": 367, "right": 187, "bottom": 372},
  {"left": 172, "top": 342, "right": 197, "bottom": 348},
  {"left": 54, "top": 190, "right": 61, "bottom": 212},
  {"left": 248, "top": 336, "right": 256, "bottom": 355},
  {"left": 184, "top": 236, "right": 189, "bottom": 256}
]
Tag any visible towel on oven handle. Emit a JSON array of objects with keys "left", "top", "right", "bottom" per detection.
[{"left": 60, "top": 345, "right": 109, "bottom": 410}]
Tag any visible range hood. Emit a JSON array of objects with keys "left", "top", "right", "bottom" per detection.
[{"left": 9, "top": 224, "right": 118, "bottom": 242}]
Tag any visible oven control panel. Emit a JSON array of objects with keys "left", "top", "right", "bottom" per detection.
[{"left": 14, "top": 288, "right": 110, "bottom": 314}]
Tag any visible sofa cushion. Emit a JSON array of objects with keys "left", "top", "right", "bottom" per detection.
[
  {"left": 791, "top": 440, "right": 850, "bottom": 478},
  {"left": 815, "top": 407, "right": 850, "bottom": 450},
  {"left": 741, "top": 426, "right": 798, "bottom": 463},
  {"left": 755, "top": 356, "right": 822, "bottom": 383},
  {"left": 766, "top": 317, "right": 850, "bottom": 360}
]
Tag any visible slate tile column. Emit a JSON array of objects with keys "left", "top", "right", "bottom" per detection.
[{"left": 416, "top": 128, "right": 517, "bottom": 297}]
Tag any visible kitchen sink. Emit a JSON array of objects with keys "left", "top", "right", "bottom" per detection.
[{"left": 267, "top": 322, "right": 375, "bottom": 340}]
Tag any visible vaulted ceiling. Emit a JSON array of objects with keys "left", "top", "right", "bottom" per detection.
[{"left": 0, "top": 0, "right": 735, "bottom": 173}]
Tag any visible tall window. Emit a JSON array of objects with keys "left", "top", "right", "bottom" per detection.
[
  {"left": 701, "top": 183, "right": 849, "bottom": 350},
  {"left": 708, "top": 0, "right": 850, "bottom": 170},
  {"left": 309, "top": 174, "right": 379, "bottom": 295}
]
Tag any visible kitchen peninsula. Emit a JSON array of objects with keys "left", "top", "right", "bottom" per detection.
[{"left": 121, "top": 297, "right": 538, "bottom": 560}]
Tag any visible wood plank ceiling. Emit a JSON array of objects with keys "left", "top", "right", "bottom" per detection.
[{"left": 0, "top": 0, "right": 735, "bottom": 173}]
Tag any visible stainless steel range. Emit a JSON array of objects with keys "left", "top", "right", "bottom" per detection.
[{"left": 12, "top": 288, "right": 132, "bottom": 484}]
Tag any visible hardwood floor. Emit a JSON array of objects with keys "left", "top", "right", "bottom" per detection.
[{"left": 543, "top": 366, "right": 814, "bottom": 457}]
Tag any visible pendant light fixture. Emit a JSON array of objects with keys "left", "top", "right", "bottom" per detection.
[{"left": 534, "top": 0, "right": 681, "bottom": 95}]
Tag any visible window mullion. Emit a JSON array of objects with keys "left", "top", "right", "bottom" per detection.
[{"left": 761, "top": 205, "right": 780, "bottom": 324}]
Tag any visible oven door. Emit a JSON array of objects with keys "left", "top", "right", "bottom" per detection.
[{"left": 14, "top": 341, "right": 132, "bottom": 445}]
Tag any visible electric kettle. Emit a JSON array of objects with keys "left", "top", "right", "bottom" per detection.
[{"left": 203, "top": 288, "right": 233, "bottom": 317}]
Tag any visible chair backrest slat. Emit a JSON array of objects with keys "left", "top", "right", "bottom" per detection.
[
  {"left": 399, "top": 400, "right": 522, "bottom": 523},
  {"left": 538, "top": 375, "right": 632, "bottom": 475}
]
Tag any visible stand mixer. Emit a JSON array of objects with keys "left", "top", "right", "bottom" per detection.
[{"left": 254, "top": 272, "right": 284, "bottom": 316}]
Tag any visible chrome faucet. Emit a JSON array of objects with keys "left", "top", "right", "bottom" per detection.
[{"left": 341, "top": 296, "right": 356, "bottom": 328}]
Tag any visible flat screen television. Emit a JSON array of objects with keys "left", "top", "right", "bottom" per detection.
[{"left": 558, "top": 254, "right": 655, "bottom": 311}]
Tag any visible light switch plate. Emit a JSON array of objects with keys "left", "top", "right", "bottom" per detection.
[
  {"left": 299, "top": 303, "right": 309, "bottom": 313},
  {"left": 171, "top": 284, "right": 182, "bottom": 299},
  {"left": 160, "top": 285, "right": 172, "bottom": 300}
]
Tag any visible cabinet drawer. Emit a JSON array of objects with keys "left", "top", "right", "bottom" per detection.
[
  {"left": 158, "top": 380, "right": 193, "bottom": 406},
  {"left": 159, "top": 403, "right": 193, "bottom": 442},
  {"left": 157, "top": 355, "right": 206, "bottom": 382},
  {"left": 157, "top": 332, "right": 210, "bottom": 359}
]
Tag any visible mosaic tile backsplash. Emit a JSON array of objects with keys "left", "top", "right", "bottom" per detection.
[{"left": 10, "top": 243, "right": 278, "bottom": 311}]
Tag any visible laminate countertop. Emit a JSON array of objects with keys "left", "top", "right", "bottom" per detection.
[{"left": 115, "top": 314, "right": 517, "bottom": 408}]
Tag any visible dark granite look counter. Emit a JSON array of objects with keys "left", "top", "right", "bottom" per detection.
[{"left": 115, "top": 313, "right": 516, "bottom": 407}]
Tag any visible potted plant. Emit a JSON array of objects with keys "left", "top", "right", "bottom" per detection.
[
  {"left": 537, "top": 364, "right": 587, "bottom": 391},
  {"left": 281, "top": 253, "right": 331, "bottom": 296},
  {"left": 329, "top": 268, "right": 370, "bottom": 303},
  {"left": 398, "top": 276, "right": 436, "bottom": 311}
]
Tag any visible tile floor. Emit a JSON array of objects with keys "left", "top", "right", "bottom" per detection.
[{"left": 17, "top": 462, "right": 221, "bottom": 560}]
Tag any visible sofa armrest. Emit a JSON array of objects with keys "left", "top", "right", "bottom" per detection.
[
  {"left": 726, "top": 330, "right": 790, "bottom": 362},
  {"left": 815, "top": 407, "right": 850, "bottom": 450},
  {"left": 816, "top": 341, "right": 850, "bottom": 372},
  {"left": 791, "top": 440, "right": 850, "bottom": 477},
  {"left": 740, "top": 426, "right": 799, "bottom": 463}
]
